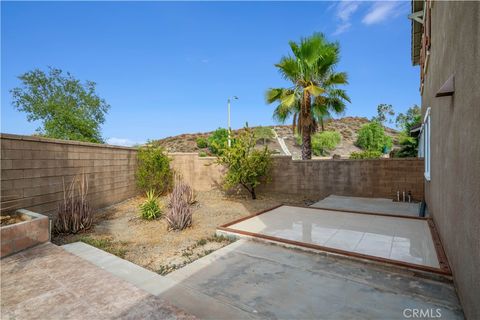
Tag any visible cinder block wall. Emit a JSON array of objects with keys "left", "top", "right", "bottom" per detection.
[
  {"left": 169, "top": 153, "right": 424, "bottom": 201},
  {"left": 0, "top": 136, "right": 424, "bottom": 218},
  {"left": 1, "top": 134, "right": 138, "bottom": 217}
]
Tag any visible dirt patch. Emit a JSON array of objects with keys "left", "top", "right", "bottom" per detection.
[{"left": 53, "top": 190, "right": 309, "bottom": 274}]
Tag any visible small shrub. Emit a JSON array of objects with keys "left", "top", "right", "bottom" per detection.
[
  {"left": 196, "top": 137, "right": 208, "bottom": 148},
  {"left": 207, "top": 128, "right": 229, "bottom": 155},
  {"left": 136, "top": 145, "right": 173, "bottom": 195},
  {"left": 312, "top": 131, "right": 341, "bottom": 156},
  {"left": 356, "top": 121, "right": 393, "bottom": 152},
  {"left": 166, "top": 175, "right": 194, "bottom": 231},
  {"left": 199, "top": 151, "right": 208, "bottom": 157},
  {"left": 139, "top": 190, "right": 162, "bottom": 220},
  {"left": 54, "top": 173, "right": 93, "bottom": 234},
  {"left": 349, "top": 150, "right": 383, "bottom": 159},
  {"left": 217, "top": 126, "right": 272, "bottom": 199}
]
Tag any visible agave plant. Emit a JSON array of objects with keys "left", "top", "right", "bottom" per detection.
[
  {"left": 139, "top": 190, "right": 162, "bottom": 220},
  {"left": 54, "top": 173, "right": 93, "bottom": 234},
  {"left": 166, "top": 175, "right": 194, "bottom": 231}
]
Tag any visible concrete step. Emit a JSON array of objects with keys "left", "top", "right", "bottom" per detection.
[{"left": 62, "top": 241, "right": 257, "bottom": 319}]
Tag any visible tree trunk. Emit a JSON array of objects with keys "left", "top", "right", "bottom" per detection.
[
  {"left": 250, "top": 188, "right": 257, "bottom": 200},
  {"left": 320, "top": 117, "right": 325, "bottom": 131},
  {"left": 301, "top": 90, "right": 312, "bottom": 160}
]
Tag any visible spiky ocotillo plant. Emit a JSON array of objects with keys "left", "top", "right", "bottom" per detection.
[
  {"left": 266, "top": 33, "right": 349, "bottom": 159},
  {"left": 166, "top": 174, "right": 195, "bottom": 231},
  {"left": 54, "top": 173, "right": 93, "bottom": 234}
]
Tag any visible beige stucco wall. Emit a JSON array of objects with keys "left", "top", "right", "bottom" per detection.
[
  {"left": 1, "top": 134, "right": 139, "bottom": 217},
  {"left": 420, "top": 2, "right": 480, "bottom": 319},
  {"left": 169, "top": 153, "right": 424, "bottom": 201}
]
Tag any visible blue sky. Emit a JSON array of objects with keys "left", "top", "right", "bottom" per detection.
[{"left": 1, "top": 1, "right": 420, "bottom": 146}]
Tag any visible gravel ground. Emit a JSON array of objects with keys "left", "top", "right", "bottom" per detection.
[{"left": 53, "top": 190, "right": 310, "bottom": 274}]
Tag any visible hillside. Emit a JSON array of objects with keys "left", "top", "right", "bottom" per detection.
[{"left": 153, "top": 117, "right": 399, "bottom": 159}]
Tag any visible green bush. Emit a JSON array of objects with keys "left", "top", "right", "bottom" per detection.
[
  {"left": 198, "top": 151, "right": 208, "bottom": 157},
  {"left": 349, "top": 150, "right": 383, "bottom": 159},
  {"left": 196, "top": 137, "right": 208, "bottom": 148},
  {"left": 312, "top": 131, "right": 341, "bottom": 156},
  {"left": 217, "top": 126, "right": 272, "bottom": 199},
  {"left": 208, "top": 128, "right": 229, "bottom": 155},
  {"left": 139, "top": 190, "right": 162, "bottom": 220},
  {"left": 356, "top": 121, "right": 392, "bottom": 152},
  {"left": 136, "top": 145, "right": 173, "bottom": 195}
]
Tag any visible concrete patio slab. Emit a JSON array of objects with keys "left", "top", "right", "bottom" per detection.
[
  {"left": 218, "top": 205, "right": 445, "bottom": 274},
  {"left": 0, "top": 243, "right": 194, "bottom": 320},
  {"left": 311, "top": 195, "right": 421, "bottom": 217},
  {"left": 166, "top": 240, "right": 463, "bottom": 320}
]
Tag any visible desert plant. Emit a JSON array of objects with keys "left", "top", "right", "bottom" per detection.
[
  {"left": 349, "top": 150, "right": 383, "bottom": 159},
  {"left": 198, "top": 151, "right": 208, "bottom": 157},
  {"left": 196, "top": 137, "right": 208, "bottom": 149},
  {"left": 54, "top": 173, "right": 93, "bottom": 234},
  {"left": 311, "top": 131, "right": 341, "bottom": 156},
  {"left": 356, "top": 121, "right": 392, "bottom": 153},
  {"left": 139, "top": 190, "right": 162, "bottom": 220},
  {"left": 217, "top": 126, "right": 272, "bottom": 199},
  {"left": 166, "top": 175, "right": 194, "bottom": 231},
  {"left": 207, "top": 128, "right": 229, "bottom": 155},
  {"left": 136, "top": 144, "right": 173, "bottom": 195}
]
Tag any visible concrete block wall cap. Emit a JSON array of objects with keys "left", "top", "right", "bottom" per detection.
[{"left": 0, "top": 133, "right": 138, "bottom": 151}]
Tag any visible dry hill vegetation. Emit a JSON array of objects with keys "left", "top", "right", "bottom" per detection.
[{"left": 152, "top": 117, "right": 399, "bottom": 159}]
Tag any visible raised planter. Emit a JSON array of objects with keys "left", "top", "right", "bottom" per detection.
[{"left": 1, "top": 209, "right": 50, "bottom": 258}]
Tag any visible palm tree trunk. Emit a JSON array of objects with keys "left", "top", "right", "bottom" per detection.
[
  {"left": 321, "top": 117, "right": 325, "bottom": 131},
  {"left": 301, "top": 91, "right": 312, "bottom": 160}
]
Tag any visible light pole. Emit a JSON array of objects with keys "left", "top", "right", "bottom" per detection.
[{"left": 227, "top": 96, "right": 238, "bottom": 147}]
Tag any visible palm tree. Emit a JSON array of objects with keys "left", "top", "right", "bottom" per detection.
[{"left": 266, "top": 33, "right": 349, "bottom": 159}]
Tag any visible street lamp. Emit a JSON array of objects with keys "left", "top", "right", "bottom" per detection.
[{"left": 227, "top": 96, "right": 238, "bottom": 147}]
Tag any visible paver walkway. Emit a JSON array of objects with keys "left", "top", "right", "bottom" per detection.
[{"left": 0, "top": 243, "right": 194, "bottom": 320}]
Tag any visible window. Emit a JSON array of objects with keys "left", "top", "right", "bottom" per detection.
[{"left": 423, "top": 108, "right": 431, "bottom": 181}]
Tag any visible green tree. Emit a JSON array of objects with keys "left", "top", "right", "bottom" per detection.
[
  {"left": 217, "top": 126, "right": 272, "bottom": 199},
  {"left": 356, "top": 121, "right": 392, "bottom": 153},
  {"left": 254, "top": 126, "right": 275, "bottom": 145},
  {"left": 10, "top": 67, "right": 110, "bottom": 143},
  {"left": 266, "top": 33, "right": 349, "bottom": 159},
  {"left": 207, "top": 128, "right": 229, "bottom": 155},
  {"left": 311, "top": 131, "right": 341, "bottom": 156},
  {"left": 372, "top": 104, "right": 395, "bottom": 125},
  {"left": 394, "top": 105, "right": 422, "bottom": 157}
]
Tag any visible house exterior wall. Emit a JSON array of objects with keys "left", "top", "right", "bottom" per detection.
[{"left": 419, "top": 2, "right": 480, "bottom": 319}]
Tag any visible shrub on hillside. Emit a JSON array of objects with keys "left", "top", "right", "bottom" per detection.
[
  {"left": 217, "top": 126, "right": 272, "bottom": 199},
  {"left": 312, "top": 131, "right": 341, "bottom": 156},
  {"left": 139, "top": 190, "right": 162, "bottom": 220},
  {"left": 196, "top": 137, "right": 208, "bottom": 149},
  {"left": 356, "top": 121, "right": 392, "bottom": 153},
  {"left": 349, "top": 150, "right": 383, "bottom": 159},
  {"left": 136, "top": 145, "right": 173, "bottom": 195},
  {"left": 208, "top": 128, "right": 229, "bottom": 155}
]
